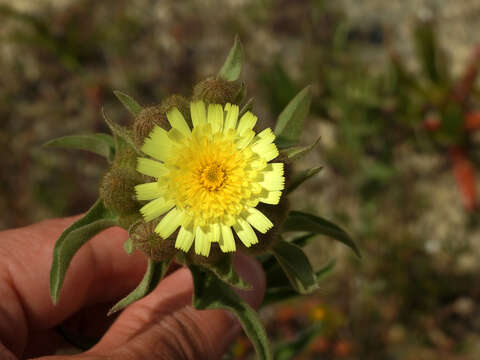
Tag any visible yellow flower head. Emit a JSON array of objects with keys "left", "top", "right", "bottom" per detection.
[{"left": 135, "top": 100, "right": 284, "bottom": 256}]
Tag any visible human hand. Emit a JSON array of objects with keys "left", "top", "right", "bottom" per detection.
[{"left": 0, "top": 217, "right": 265, "bottom": 360}]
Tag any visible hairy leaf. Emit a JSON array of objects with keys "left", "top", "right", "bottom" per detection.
[
  {"left": 218, "top": 35, "right": 244, "bottom": 82},
  {"left": 201, "top": 255, "right": 251, "bottom": 290},
  {"left": 50, "top": 199, "right": 117, "bottom": 304},
  {"left": 113, "top": 90, "right": 143, "bottom": 116},
  {"left": 191, "top": 266, "right": 272, "bottom": 360},
  {"left": 239, "top": 97, "right": 255, "bottom": 117},
  {"left": 271, "top": 239, "right": 317, "bottom": 294},
  {"left": 108, "top": 259, "right": 170, "bottom": 315},
  {"left": 274, "top": 86, "right": 312, "bottom": 148},
  {"left": 280, "top": 137, "right": 320, "bottom": 162},
  {"left": 263, "top": 260, "right": 336, "bottom": 306},
  {"left": 44, "top": 134, "right": 115, "bottom": 162},
  {"left": 286, "top": 167, "right": 323, "bottom": 194},
  {"left": 102, "top": 108, "right": 140, "bottom": 153},
  {"left": 283, "top": 211, "right": 360, "bottom": 257}
]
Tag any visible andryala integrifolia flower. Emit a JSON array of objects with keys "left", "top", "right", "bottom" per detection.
[
  {"left": 135, "top": 100, "right": 285, "bottom": 257},
  {"left": 46, "top": 37, "right": 357, "bottom": 360}
]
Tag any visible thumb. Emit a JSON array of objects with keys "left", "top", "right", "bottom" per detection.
[{"left": 89, "top": 253, "right": 265, "bottom": 360}]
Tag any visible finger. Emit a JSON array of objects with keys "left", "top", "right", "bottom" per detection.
[
  {"left": 0, "top": 217, "right": 147, "bottom": 357},
  {"left": 90, "top": 253, "right": 265, "bottom": 360},
  {"left": 25, "top": 302, "right": 118, "bottom": 358}
]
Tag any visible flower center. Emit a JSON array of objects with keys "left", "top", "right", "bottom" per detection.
[{"left": 200, "top": 162, "right": 227, "bottom": 191}]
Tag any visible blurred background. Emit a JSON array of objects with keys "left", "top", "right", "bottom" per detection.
[{"left": 2, "top": 0, "right": 480, "bottom": 358}]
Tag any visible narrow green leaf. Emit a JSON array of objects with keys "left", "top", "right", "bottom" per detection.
[
  {"left": 286, "top": 166, "right": 323, "bottom": 194},
  {"left": 283, "top": 211, "right": 360, "bottom": 257},
  {"left": 102, "top": 108, "right": 140, "bottom": 153},
  {"left": 265, "top": 252, "right": 333, "bottom": 290},
  {"left": 123, "top": 237, "right": 135, "bottom": 255},
  {"left": 290, "top": 233, "right": 317, "bottom": 248},
  {"left": 108, "top": 259, "right": 170, "bottom": 315},
  {"left": 113, "top": 90, "right": 143, "bottom": 116},
  {"left": 263, "top": 260, "right": 336, "bottom": 306},
  {"left": 261, "top": 233, "right": 318, "bottom": 272},
  {"left": 200, "top": 255, "right": 251, "bottom": 290},
  {"left": 274, "top": 323, "right": 324, "bottom": 360},
  {"left": 315, "top": 259, "right": 336, "bottom": 282},
  {"left": 280, "top": 137, "right": 320, "bottom": 162},
  {"left": 50, "top": 200, "right": 117, "bottom": 304},
  {"left": 218, "top": 35, "right": 244, "bottom": 82},
  {"left": 234, "top": 81, "right": 247, "bottom": 103},
  {"left": 191, "top": 266, "right": 272, "bottom": 360},
  {"left": 44, "top": 134, "right": 115, "bottom": 162},
  {"left": 239, "top": 97, "right": 255, "bottom": 117},
  {"left": 262, "top": 287, "right": 297, "bottom": 307},
  {"left": 271, "top": 239, "right": 317, "bottom": 295},
  {"left": 274, "top": 86, "right": 312, "bottom": 148}
]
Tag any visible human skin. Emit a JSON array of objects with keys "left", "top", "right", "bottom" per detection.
[{"left": 0, "top": 217, "right": 265, "bottom": 360}]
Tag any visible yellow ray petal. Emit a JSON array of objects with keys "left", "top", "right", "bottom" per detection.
[
  {"left": 211, "top": 223, "right": 221, "bottom": 242},
  {"left": 220, "top": 224, "right": 236, "bottom": 252},
  {"left": 233, "top": 218, "right": 258, "bottom": 247},
  {"left": 137, "top": 157, "right": 167, "bottom": 178},
  {"left": 194, "top": 226, "right": 211, "bottom": 256},
  {"left": 141, "top": 126, "right": 171, "bottom": 161},
  {"left": 236, "top": 129, "right": 255, "bottom": 149},
  {"left": 259, "top": 173, "right": 285, "bottom": 191},
  {"left": 175, "top": 226, "right": 194, "bottom": 252},
  {"left": 258, "top": 190, "right": 282, "bottom": 205},
  {"left": 155, "top": 208, "right": 185, "bottom": 238},
  {"left": 167, "top": 127, "right": 186, "bottom": 144},
  {"left": 264, "top": 162, "right": 284, "bottom": 174},
  {"left": 237, "top": 112, "right": 257, "bottom": 135},
  {"left": 140, "top": 198, "right": 175, "bottom": 222},
  {"left": 253, "top": 128, "right": 275, "bottom": 144},
  {"left": 167, "top": 107, "right": 191, "bottom": 137},
  {"left": 190, "top": 100, "right": 207, "bottom": 127},
  {"left": 259, "top": 162, "right": 285, "bottom": 191},
  {"left": 245, "top": 208, "right": 273, "bottom": 233},
  {"left": 251, "top": 141, "right": 279, "bottom": 162},
  {"left": 135, "top": 182, "right": 164, "bottom": 201},
  {"left": 207, "top": 104, "right": 224, "bottom": 133},
  {"left": 224, "top": 103, "right": 239, "bottom": 132}
]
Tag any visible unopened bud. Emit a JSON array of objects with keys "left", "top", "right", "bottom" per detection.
[
  {"left": 132, "top": 95, "right": 189, "bottom": 147},
  {"left": 192, "top": 77, "right": 240, "bottom": 105},
  {"left": 130, "top": 220, "right": 177, "bottom": 261},
  {"left": 99, "top": 167, "right": 141, "bottom": 215},
  {"left": 118, "top": 212, "right": 143, "bottom": 230}
]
